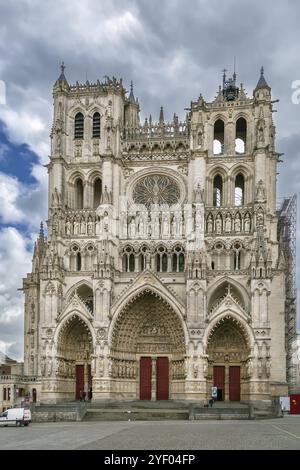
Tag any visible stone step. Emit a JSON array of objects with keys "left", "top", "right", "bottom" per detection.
[
  {"left": 194, "top": 413, "right": 250, "bottom": 420},
  {"left": 83, "top": 409, "right": 189, "bottom": 421},
  {"left": 86, "top": 400, "right": 189, "bottom": 410},
  {"left": 194, "top": 407, "right": 249, "bottom": 414}
]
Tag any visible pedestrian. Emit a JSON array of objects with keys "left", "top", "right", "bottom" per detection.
[{"left": 79, "top": 390, "right": 83, "bottom": 402}]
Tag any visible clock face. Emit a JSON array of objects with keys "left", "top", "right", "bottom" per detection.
[{"left": 132, "top": 174, "right": 180, "bottom": 208}]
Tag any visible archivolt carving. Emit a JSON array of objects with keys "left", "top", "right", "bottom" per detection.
[
  {"left": 206, "top": 316, "right": 250, "bottom": 362},
  {"left": 111, "top": 292, "right": 186, "bottom": 356},
  {"left": 56, "top": 315, "right": 93, "bottom": 374}
]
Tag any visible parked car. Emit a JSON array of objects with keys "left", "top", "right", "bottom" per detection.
[{"left": 0, "top": 408, "right": 31, "bottom": 426}]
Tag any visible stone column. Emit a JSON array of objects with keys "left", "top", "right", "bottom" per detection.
[{"left": 151, "top": 357, "right": 157, "bottom": 401}]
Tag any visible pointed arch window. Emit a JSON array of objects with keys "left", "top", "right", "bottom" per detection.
[
  {"left": 213, "top": 175, "right": 223, "bottom": 207},
  {"left": 93, "top": 178, "right": 102, "bottom": 208},
  {"left": 235, "top": 173, "right": 245, "bottom": 206},
  {"left": 75, "top": 178, "right": 84, "bottom": 209},
  {"left": 156, "top": 246, "right": 168, "bottom": 273},
  {"left": 213, "top": 119, "right": 225, "bottom": 155},
  {"left": 76, "top": 252, "right": 82, "bottom": 271},
  {"left": 93, "top": 112, "right": 101, "bottom": 138},
  {"left": 122, "top": 246, "right": 135, "bottom": 272},
  {"left": 235, "top": 117, "right": 247, "bottom": 154},
  {"left": 74, "top": 112, "right": 84, "bottom": 139}
]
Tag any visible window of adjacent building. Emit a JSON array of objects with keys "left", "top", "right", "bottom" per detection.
[
  {"left": 93, "top": 112, "right": 101, "bottom": 138},
  {"left": 3, "top": 388, "right": 6, "bottom": 401},
  {"left": 235, "top": 173, "right": 245, "bottom": 206},
  {"left": 74, "top": 112, "right": 84, "bottom": 139},
  {"left": 213, "top": 175, "right": 223, "bottom": 207},
  {"left": 213, "top": 119, "right": 225, "bottom": 155},
  {"left": 235, "top": 117, "right": 247, "bottom": 154}
]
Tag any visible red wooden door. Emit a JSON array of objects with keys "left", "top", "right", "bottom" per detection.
[
  {"left": 290, "top": 394, "right": 300, "bottom": 414},
  {"left": 156, "top": 357, "right": 169, "bottom": 400},
  {"left": 213, "top": 366, "right": 225, "bottom": 401},
  {"left": 76, "top": 365, "right": 84, "bottom": 400},
  {"left": 88, "top": 364, "right": 92, "bottom": 400},
  {"left": 140, "top": 357, "right": 152, "bottom": 400},
  {"left": 229, "top": 366, "right": 241, "bottom": 401}
]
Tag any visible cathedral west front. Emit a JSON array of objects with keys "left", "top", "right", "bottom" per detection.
[{"left": 22, "top": 65, "right": 296, "bottom": 405}]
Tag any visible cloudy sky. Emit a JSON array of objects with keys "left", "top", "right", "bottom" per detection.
[{"left": 0, "top": 0, "right": 299, "bottom": 360}]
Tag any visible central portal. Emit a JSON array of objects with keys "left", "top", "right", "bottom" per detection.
[
  {"left": 111, "top": 291, "right": 185, "bottom": 401},
  {"left": 139, "top": 357, "right": 169, "bottom": 400}
]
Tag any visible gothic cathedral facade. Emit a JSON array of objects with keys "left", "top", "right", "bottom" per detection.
[{"left": 23, "top": 66, "right": 292, "bottom": 404}]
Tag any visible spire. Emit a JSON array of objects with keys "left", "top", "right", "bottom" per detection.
[
  {"left": 255, "top": 66, "right": 270, "bottom": 90},
  {"left": 39, "top": 222, "right": 45, "bottom": 242},
  {"left": 159, "top": 106, "right": 164, "bottom": 124},
  {"left": 57, "top": 61, "right": 68, "bottom": 83},
  {"left": 128, "top": 80, "right": 136, "bottom": 104}
]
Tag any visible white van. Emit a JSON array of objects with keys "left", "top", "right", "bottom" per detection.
[{"left": 0, "top": 408, "right": 31, "bottom": 426}]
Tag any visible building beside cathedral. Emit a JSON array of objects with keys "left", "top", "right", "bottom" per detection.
[{"left": 21, "top": 65, "right": 297, "bottom": 404}]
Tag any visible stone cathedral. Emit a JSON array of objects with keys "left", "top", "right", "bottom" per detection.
[{"left": 22, "top": 65, "right": 294, "bottom": 404}]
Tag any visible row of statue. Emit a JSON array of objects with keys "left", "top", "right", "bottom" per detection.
[
  {"left": 207, "top": 212, "right": 252, "bottom": 235},
  {"left": 64, "top": 207, "right": 206, "bottom": 239},
  {"left": 106, "top": 359, "right": 137, "bottom": 379}
]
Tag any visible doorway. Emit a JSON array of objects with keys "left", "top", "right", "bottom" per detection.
[
  {"left": 229, "top": 366, "right": 241, "bottom": 401},
  {"left": 76, "top": 365, "right": 84, "bottom": 400},
  {"left": 156, "top": 357, "right": 169, "bottom": 400},
  {"left": 140, "top": 357, "right": 170, "bottom": 400},
  {"left": 140, "top": 357, "right": 152, "bottom": 400},
  {"left": 213, "top": 366, "right": 225, "bottom": 401}
]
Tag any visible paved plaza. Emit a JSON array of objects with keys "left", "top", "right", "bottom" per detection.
[{"left": 0, "top": 416, "right": 300, "bottom": 450}]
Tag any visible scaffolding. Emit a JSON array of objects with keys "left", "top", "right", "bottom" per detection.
[{"left": 277, "top": 194, "right": 297, "bottom": 392}]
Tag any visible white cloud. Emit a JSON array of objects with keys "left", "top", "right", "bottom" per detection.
[
  {"left": 0, "top": 227, "right": 33, "bottom": 360},
  {"left": 0, "top": 173, "right": 24, "bottom": 223},
  {"left": 0, "top": 169, "right": 47, "bottom": 226}
]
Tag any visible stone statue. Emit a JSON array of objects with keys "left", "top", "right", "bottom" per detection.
[
  {"left": 139, "top": 216, "right": 144, "bottom": 238},
  {"left": 257, "top": 125, "right": 265, "bottom": 143},
  {"left": 47, "top": 357, "right": 52, "bottom": 376},
  {"left": 129, "top": 217, "right": 136, "bottom": 238},
  {"left": 175, "top": 210, "right": 183, "bottom": 238},
  {"left": 265, "top": 358, "right": 271, "bottom": 378},
  {"left": 244, "top": 213, "right": 251, "bottom": 233},
  {"left": 74, "top": 218, "right": 80, "bottom": 235},
  {"left": 87, "top": 218, "right": 93, "bottom": 235},
  {"left": 234, "top": 215, "right": 241, "bottom": 233},
  {"left": 193, "top": 183, "right": 204, "bottom": 203},
  {"left": 80, "top": 218, "right": 86, "bottom": 235},
  {"left": 225, "top": 213, "right": 232, "bottom": 233},
  {"left": 207, "top": 215, "right": 213, "bottom": 234},
  {"left": 162, "top": 212, "right": 170, "bottom": 238},
  {"left": 257, "top": 358, "right": 263, "bottom": 378},
  {"left": 256, "top": 180, "right": 266, "bottom": 201},
  {"left": 215, "top": 214, "right": 222, "bottom": 234},
  {"left": 65, "top": 219, "right": 71, "bottom": 235}
]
